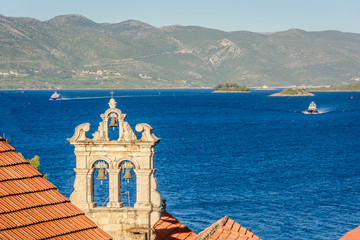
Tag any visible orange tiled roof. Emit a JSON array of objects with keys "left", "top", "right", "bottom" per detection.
[
  {"left": 154, "top": 210, "right": 197, "bottom": 240},
  {"left": 192, "top": 216, "right": 261, "bottom": 240},
  {"left": 340, "top": 225, "right": 360, "bottom": 240},
  {"left": 0, "top": 137, "right": 112, "bottom": 240}
]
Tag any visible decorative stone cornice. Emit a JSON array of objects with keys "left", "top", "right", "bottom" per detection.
[{"left": 68, "top": 98, "right": 160, "bottom": 145}]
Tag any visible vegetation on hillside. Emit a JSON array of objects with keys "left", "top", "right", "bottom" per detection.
[
  {"left": 214, "top": 83, "right": 250, "bottom": 92},
  {"left": 1, "top": 14, "right": 360, "bottom": 89},
  {"left": 309, "top": 82, "right": 360, "bottom": 91},
  {"left": 270, "top": 88, "right": 314, "bottom": 96}
]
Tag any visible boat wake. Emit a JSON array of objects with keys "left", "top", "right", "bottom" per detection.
[
  {"left": 56, "top": 95, "right": 161, "bottom": 101},
  {"left": 60, "top": 96, "right": 110, "bottom": 100},
  {"left": 302, "top": 107, "right": 331, "bottom": 114}
]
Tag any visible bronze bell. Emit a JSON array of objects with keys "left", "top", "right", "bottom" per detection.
[
  {"left": 109, "top": 117, "right": 118, "bottom": 129},
  {"left": 96, "top": 168, "right": 107, "bottom": 184},
  {"left": 123, "top": 168, "right": 133, "bottom": 182}
]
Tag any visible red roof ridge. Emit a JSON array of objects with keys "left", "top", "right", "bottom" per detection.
[
  {"left": 219, "top": 215, "right": 230, "bottom": 226},
  {"left": 191, "top": 216, "right": 228, "bottom": 240},
  {"left": 192, "top": 216, "right": 261, "bottom": 240},
  {"left": 154, "top": 210, "right": 197, "bottom": 240},
  {"left": 0, "top": 137, "right": 15, "bottom": 149}
]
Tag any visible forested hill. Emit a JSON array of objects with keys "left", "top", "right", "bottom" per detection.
[{"left": 1, "top": 14, "right": 360, "bottom": 89}]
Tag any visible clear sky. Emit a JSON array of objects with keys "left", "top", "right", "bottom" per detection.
[{"left": 1, "top": 0, "right": 360, "bottom": 33}]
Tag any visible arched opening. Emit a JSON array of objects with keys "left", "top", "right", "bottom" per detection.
[
  {"left": 120, "top": 160, "right": 136, "bottom": 207},
  {"left": 108, "top": 112, "right": 119, "bottom": 140},
  {"left": 93, "top": 160, "right": 109, "bottom": 207}
]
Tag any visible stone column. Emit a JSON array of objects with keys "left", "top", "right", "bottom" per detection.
[
  {"left": 133, "top": 169, "right": 152, "bottom": 209},
  {"left": 87, "top": 169, "right": 97, "bottom": 208},
  {"left": 104, "top": 118, "right": 109, "bottom": 140},
  {"left": 118, "top": 121, "right": 124, "bottom": 141},
  {"left": 71, "top": 168, "right": 96, "bottom": 210},
  {"left": 107, "top": 168, "right": 123, "bottom": 208}
]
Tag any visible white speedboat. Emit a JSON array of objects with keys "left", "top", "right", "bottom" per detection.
[
  {"left": 50, "top": 91, "right": 62, "bottom": 100},
  {"left": 307, "top": 101, "right": 318, "bottom": 114}
]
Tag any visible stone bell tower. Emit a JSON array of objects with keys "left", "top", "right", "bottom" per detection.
[{"left": 68, "top": 97, "right": 161, "bottom": 240}]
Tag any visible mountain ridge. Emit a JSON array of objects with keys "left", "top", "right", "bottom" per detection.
[{"left": 1, "top": 14, "right": 360, "bottom": 89}]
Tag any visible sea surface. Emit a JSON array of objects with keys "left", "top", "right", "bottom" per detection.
[{"left": 0, "top": 89, "right": 359, "bottom": 240}]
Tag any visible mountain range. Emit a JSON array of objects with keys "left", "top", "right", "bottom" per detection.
[{"left": 1, "top": 14, "right": 360, "bottom": 89}]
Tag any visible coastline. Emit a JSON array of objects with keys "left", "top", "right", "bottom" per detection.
[
  {"left": 269, "top": 93, "right": 315, "bottom": 97},
  {"left": 2, "top": 86, "right": 360, "bottom": 92},
  {"left": 253, "top": 88, "right": 276, "bottom": 91},
  {"left": 0, "top": 87, "right": 213, "bottom": 91},
  {"left": 213, "top": 90, "right": 251, "bottom": 93},
  {"left": 308, "top": 90, "right": 360, "bottom": 92}
]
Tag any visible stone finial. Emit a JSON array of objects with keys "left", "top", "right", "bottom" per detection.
[
  {"left": 161, "top": 198, "right": 167, "bottom": 211},
  {"left": 108, "top": 98, "right": 117, "bottom": 109}
]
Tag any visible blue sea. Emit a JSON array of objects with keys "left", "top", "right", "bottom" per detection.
[{"left": 0, "top": 89, "right": 359, "bottom": 240}]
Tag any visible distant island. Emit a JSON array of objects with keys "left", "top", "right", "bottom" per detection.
[
  {"left": 213, "top": 83, "right": 250, "bottom": 92},
  {"left": 270, "top": 88, "right": 315, "bottom": 97},
  {"left": 309, "top": 82, "right": 360, "bottom": 91}
]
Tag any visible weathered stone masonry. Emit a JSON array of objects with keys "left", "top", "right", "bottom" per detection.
[{"left": 68, "top": 98, "right": 161, "bottom": 240}]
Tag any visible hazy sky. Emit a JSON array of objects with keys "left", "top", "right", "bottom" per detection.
[{"left": 1, "top": 0, "right": 359, "bottom": 33}]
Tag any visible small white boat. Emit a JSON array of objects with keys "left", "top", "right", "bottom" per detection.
[
  {"left": 50, "top": 91, "right": 62, "bottom": 100},
  {"left": 307, "top": 101, "right": 318, "bottom": 114}
]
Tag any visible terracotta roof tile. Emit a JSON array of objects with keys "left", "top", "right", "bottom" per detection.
[
  {"left": 0, "top": 151, "right": 29, "bottom": 166},
  {"left": 154, "top": 210, "right": 197, "bottom": 240},
  {"left": 0, "top": 164, "right": 43, "bottom": 181},
  {"left": 340, "top": 225, "right": 360, "bottom": 240},
  {"left": 0, "top": 202, "right": 84, "bottom": 230},
  {"left": 1, "top": 215, "right": 99, "bottom": 239},
  {"left": 0, "top": 139, "right": 15, "bottom": 152},
  {"left": 47, "top": 227, "right": 113, "bottom": 240},
  {"left": 0, "top": 138, "right": 112, "bottom": 239},
  {"left": 192, "top": 216, "right": 261, "bottom": 240},
  {"left": 0, "top": 189, "right": 69, "bottom": 213},
  {"left": 0, "top": 177, "right": 56, "bottom": 197}
]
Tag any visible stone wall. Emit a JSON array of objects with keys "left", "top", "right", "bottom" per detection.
[{"left": 86, "top": 207, "right": 160, "bottom": 240}]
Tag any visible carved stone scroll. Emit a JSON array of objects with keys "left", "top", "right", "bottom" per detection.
[
  {"left": 67, "top": 123, "right": 90, "bottom": 142},
  {"left": 135, "top": 123, "right": 160, "bottom": 142}
]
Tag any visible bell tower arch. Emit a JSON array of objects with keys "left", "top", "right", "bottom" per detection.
[{"left": 68, "top": 97, "right": 161, "bottom": 240}]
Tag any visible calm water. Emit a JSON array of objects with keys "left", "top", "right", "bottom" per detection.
[{"left": 0, "top": 89, "right": 359, "bottom": 240}]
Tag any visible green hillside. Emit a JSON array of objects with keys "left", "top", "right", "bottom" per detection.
[
  {"left": 1, "top": 14, "right": 360, "bottom": 89},
  {"left": 309, "top": 81, "right": 360, "bottom": 91}
]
